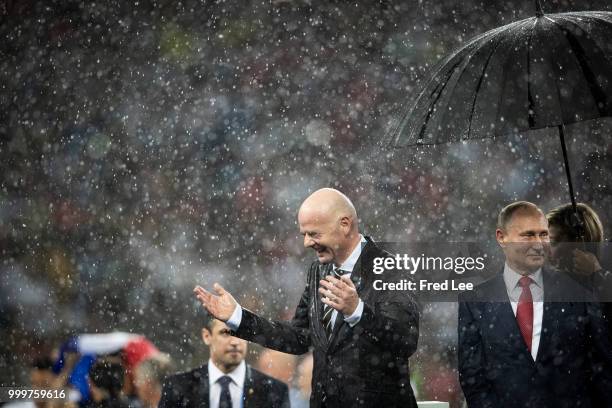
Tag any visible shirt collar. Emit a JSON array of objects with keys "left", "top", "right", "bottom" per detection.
[
  {"left": 336, "top": 235, "right": 366, "bottom": 273},
  {"left": 208, "top": 359, "right": 246, "bottom": 388},
  {"left": 503, "top": 262, "right": 543, "bottom": 291}
]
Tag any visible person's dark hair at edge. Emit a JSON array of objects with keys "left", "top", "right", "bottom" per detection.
[
  {"left": 547, "top": 202, "right": 604, "bottom": 243},
  {"left": 89, "top": 358, "right": 124, "bottom": 398},
  {"left": 31, "top": 356, "right": 54, "bottom": 370}
]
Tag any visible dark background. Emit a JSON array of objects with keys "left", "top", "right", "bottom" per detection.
[{"left": 1, "top": 1, "right": 611, "bottom": 405}]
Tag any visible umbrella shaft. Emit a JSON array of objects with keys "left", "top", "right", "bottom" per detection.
[
  {"left": 558, "top": 125, "right": 578, "bottom": 213},
  {"left": 535, "top": 0, "right": 544, "bottom": 17}
]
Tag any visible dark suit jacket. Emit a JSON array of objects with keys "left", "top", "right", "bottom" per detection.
[
  {"left": 158, "top": 363, "right": 289, "bottom": 408},
  {"left": 232, "top": 237, "right": 419, "bottom": 408},
  {"left": 458, "top": 268, "right": 612, "bottom": 408}
]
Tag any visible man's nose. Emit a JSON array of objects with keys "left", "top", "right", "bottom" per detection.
[
  {"left": 304, "top": 235, "right": 314, "bottom": 248},
  {"left": 229, "top": 336, "right": 240, "bottom": 346}
]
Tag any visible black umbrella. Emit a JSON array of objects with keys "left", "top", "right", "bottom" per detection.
[{"left": 387, "top": 3, "right": 612, "bottom": 214}]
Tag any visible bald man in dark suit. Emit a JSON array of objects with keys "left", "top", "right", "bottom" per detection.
[{"left": 194, "top": 188, "right": 419, "bottom": 408}]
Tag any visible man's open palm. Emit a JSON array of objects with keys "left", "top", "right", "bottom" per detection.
[{"left": 193, "top": 283, "right": 237, "bottom": 321}]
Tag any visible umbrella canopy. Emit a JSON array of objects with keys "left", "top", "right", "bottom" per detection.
[
  {"left": 388, "top": 10, "right": 612, "bottom": 146},
  {"left": 387, "top": 8, "right": 612, "bottom": 212}
]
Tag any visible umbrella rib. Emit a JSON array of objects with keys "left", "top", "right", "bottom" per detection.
[
  {"left": 526, "top": 18, "right": 539, "bottom": 129},
  {"left": 390, "top": 11, "right": 612, "bottom": 149},
  {"left": 547, "top": 15, "right": 609, "bottom": 117},
  {"left": 419, "top": 73, "right": 455, "bottom": 144},
  {"left": 563, "top": 11, "right": 612, "bottom": 28},
  {"left": 391, "top": 35, "right": 480, "bottom": 146},
  {"left": 424, "top": 25, "right": 519, "bottom": 144},
  {"left": 407, "top": 61, "right": 461, "bottom": 145},
  {"left": 556, "top": 15, "right": 612, "bottom": 71},
  {"left": 492, "top": 53, "right": 511, "bottom": 137},
  {"left": 389, "top": 22, "right": 521, "bottom": 147},
  {"left": 400, "top": 39, "right": 485, "bottom": 146},
  {"left": 493, "top": 20, "right": 533, "bottom": 138},
  {"left": 465, "top": 31, "right": 508, "bottom": 139},
  {"left": 388, "top": 58, "right": 460, "bottom": 147}
]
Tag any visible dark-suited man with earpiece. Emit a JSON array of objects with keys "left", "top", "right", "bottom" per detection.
[{"left": 194, "top": 188, "right": 419, "bottom": 408}]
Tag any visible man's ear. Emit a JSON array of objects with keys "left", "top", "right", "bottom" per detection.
[
  {"left": 202, "top": 328, "right": 211, "bottom": 346},
  {"left": 339, "top": 216, "right": 352, "bottom": 232},
  {"left": 496, "top": 229, "right": 506, "bottom": 247}
]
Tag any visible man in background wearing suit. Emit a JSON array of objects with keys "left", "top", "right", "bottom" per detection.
[
  {"left": 458, "top": 201, "right": 612, "bottom": 408},
  {"left": 194, "top": 188, "right": 419, "bottom": 408},
  {"left": 159, "top": 316, "right": 289, "bottom": 408}
]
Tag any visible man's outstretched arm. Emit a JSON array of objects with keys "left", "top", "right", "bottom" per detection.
[
  {"left": 232, "top": 286, "right": 311, "bottom": 355},
  {"left": 194, "top": 264, "right": 315, "bottom": 355}
]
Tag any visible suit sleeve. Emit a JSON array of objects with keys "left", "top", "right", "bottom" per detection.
[
  {"left": 230, "top": 263, "right": 315, "bottom": 355},
  {"left": 458, "top": 300, "right": 499, "bottom": 408}
]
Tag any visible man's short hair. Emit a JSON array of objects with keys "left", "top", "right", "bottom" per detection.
[
  {"left": 199, "top": 309, "right": 217, "bottom": 332},
  {"left": 497, "top": 201, "right": 542, "bottom": 230}
]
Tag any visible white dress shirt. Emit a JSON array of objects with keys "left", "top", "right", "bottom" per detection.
[
  {"left": 502, "top": 263, "right": 544, "bottom": 361},
  {"left": 208, "top": 359, "right": 246, "bottom": 408},
  {"left": 227, "top": 235, "right": 367, "bottom": 330}
]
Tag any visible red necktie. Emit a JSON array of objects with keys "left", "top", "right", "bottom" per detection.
[{"left": 516, "top": 276, "right": 534, "bottom": 352}]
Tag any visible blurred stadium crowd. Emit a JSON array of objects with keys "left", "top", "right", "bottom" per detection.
[{"left": 1, "top": 1, "right": 611, "bottom": 407}]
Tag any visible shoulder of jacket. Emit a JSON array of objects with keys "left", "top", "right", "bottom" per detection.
[
  {"left": 249, "top": 366, "right": 289, "bottom": 391},
  {"left": 164, "top": 365, "right": 206, "bottom": 384},
  {"left": 458, "top": 274, "right": 501, "bottom": 302}
]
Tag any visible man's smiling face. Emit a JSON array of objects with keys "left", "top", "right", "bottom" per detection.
[
  {"left": 497, "top": 209, "right": 550, "bottom": 274},
  {"left": 298, "top": 208, "right": 346, "bottom": 265}
]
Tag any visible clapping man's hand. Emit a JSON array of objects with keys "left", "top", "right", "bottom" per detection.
[
  {"left": 194, "top": 283, "right": 237, "bottom": 321},
  {"left": 319, "top": 274, "right": 359, "bottom": 315}
]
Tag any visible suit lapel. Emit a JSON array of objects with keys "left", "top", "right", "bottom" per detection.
[
  {"left": 311, "top": 262, "right": 332, "bottom": 349},
  {"left": 535, "top": 268, "right": 557, "bottom": 363},
  {"left": 243, "top": 365, "right": 254, "bottom": 408},
  {"left": 328, "top": 310, "right": 346, "bottom": 348},
  {"left": 328, "top": 238, "right": 371, "bottom": 351},
  {"left": 196, "top": 365, "right": 210, "bottom": 407}
]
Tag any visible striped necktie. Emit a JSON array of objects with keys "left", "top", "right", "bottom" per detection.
[{"left": 321, "top": 267, "right": 349, "bottom": 337}]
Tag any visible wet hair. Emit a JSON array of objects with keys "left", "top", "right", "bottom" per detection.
[
  {"left": 547, "top": 203, "right": 604, "bottom": 243},
  {"left": 89, "top": 358, "right": 125, "bottom": 398},
  {"left": 497, "top": 201, "right": 542, "bottom": 230}
]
